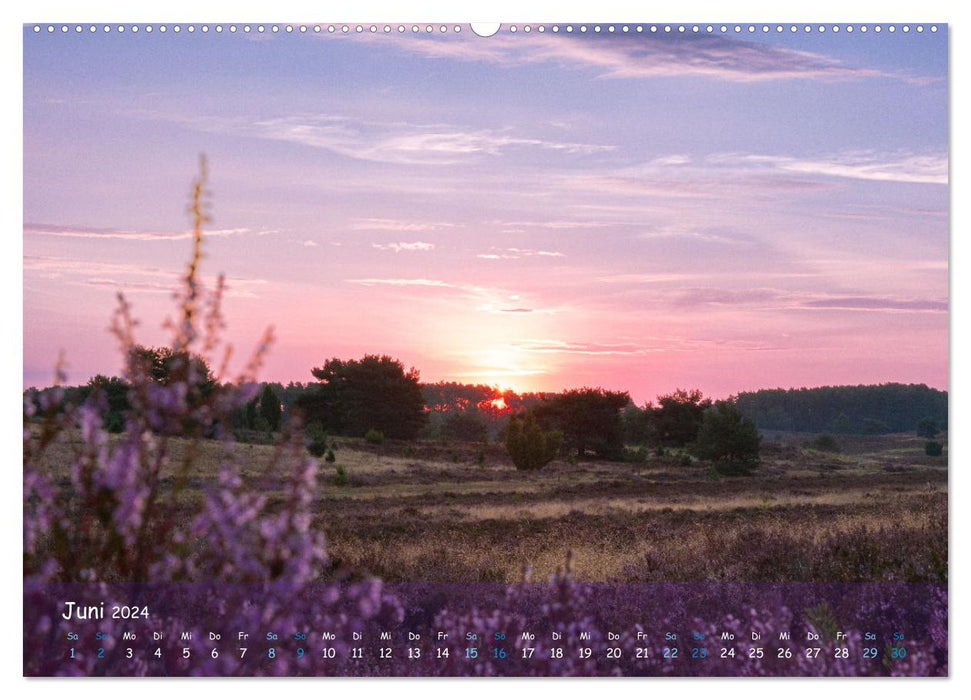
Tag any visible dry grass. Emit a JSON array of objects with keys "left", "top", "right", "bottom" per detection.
[{"left": 33, "top": 428, "right": 947, "bottom": 584}]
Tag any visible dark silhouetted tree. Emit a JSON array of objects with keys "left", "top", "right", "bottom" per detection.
[
  {"left": 506, "top": 412, "right": 562, "bottom": 471},
  {"left": 127, "top": 346, "right": 216, "bottom": 436},
  {"left": 80, "top": 375, "right": 131, "bottom": 433},
  {"left": 296, "top": 354, "right": 426, "bottom": 440},
  {"left": 654, "top": 388, "right": 711, "bottom": 447},
  {"left": 534, "top": 387, "right": 630, "bottom": 459},
  {"left": 129, "top": 345, "right": 214, "bottom": 388},
  {"left": 917, "top": 418, "right": 939, "bottom": 439},
  {"left": 622, "top": 403, "right": 657, "bottom": 446},
  {"left": 258, "top": 384, "right": 282, "bottom": 432},
  {"left": 692, "top": 400, "right": 762, "bottom": 476}
]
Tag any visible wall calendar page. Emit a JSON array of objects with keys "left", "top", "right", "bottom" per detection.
[{"left": 21, "top": 17, "right": 949, "bottom": 679}]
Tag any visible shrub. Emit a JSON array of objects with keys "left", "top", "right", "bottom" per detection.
[
  {"left": 505, "top": 412, "right": 562, "bottom": 471},
  {"left": 306, "top": 421, "right": 328, "bottom": 457},
  {"left": 691, "top": 400, "right": 761, "bottom": 476},
  {"left": 23, "top": 159, "right": 328, "bottom": 586},
  {"left": 365, "top": 428, "right": 384, "bottom": 445},
  {"left": 334, "top": 464, "right": 349, "bottom": 486},
  {"left": 325, "top": 448, "right": 336, "bottom": 463},
  {"left": 21, "top": 160, "right": 417, "bottom": 677},
  {"left": 258, "top": 384, "right": 282, "bottom": 432},
  {"left": 809, "top": 434, "right": 840, "bottom": 453},
  {"left": 308, "top": 436, "right": 328, "bottom": 458},
  {"left": 925, "top": 440, "right": 944, "bottom": 457}
]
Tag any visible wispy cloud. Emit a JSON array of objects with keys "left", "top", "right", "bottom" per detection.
[
  {"left": 559, "top": 170, "right": 833, "bottom": 201},
  {"left": 637, "top": 224, "right": 757, "bottom": 245},
  {"left": 709, "top": 151, "right": 947, "bottom": 185},
  {"left": 801, "top": 296, "right": 948, "bottom": 312},
  {"left": 345, "top": 276, "right": 560, "bottom": 316},
  {"left": 492, "top": 219, "right": 622, "bottom": 230},
  {"left": 346, "top": 278, "right": 456, "bottom": 288},
  {"left": 371, "top": 241, "right": 436, "bottom": 253},
  {"left": 477, "top": 247, "right": 565, "bottom": 260},
  {"left": 352, "top": 218, "right": 459, "bottom": 232},
  {"left": 25, "top": 222, "right": 261, "bottom": 241},
  {"left": 669, "top": 286, "right": 948, "bottom": 313},
  {"left": 556, "top": 148, "right": 944, "bottom": 205},
  {"left": 23, "top": 255, "right": 268, "bottom": 298},
  {"left": 821, "top": 205, "right": 949, "bottom": 222},
  {"left": 142, "top": 111, "right": 615, "bottom": 166},
  {"left": 258, "top": 115, "right": 614, "bottom": 164},
  {"left": 513, "top": 339, "right": 657, "bottom": 356},
  {"left": 382, "top": 32, "right": 933, "bottom": 84}
]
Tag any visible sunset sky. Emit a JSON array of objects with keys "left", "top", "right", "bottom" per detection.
[{"left": 22, "top": 24, "right": 948, "bottom": 402}]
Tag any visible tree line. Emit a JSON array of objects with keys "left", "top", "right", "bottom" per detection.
[
  {"left": 735, "top": 383, "right": 947, "bottom": 435},
  {"left": 25, "top": 349, "right": 944, "bottom": 476}
]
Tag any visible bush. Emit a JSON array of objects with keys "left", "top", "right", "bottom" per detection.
[
  {"left": 258, "top": 384, "right": 282, "bottom": 432},
  {"left": 334, "top": 464, "right": 349, "bottom": 486},
  {"left": 23, "top": 159, "right": 328, "bottom": 586},
  {"left": 809, "top": 434, "right": 840, "bottom": 453},
  {"left": 306, "top": 421, "right": 328, "bottom": 457},
  {"left": 925, "top": 440, "right": 944, "bottom": 457},
  {"left": 506, "top": 412, "right": 562, "bottom": 471},
  {"left": 365, "top": 428, "right": 384, "bottom": 445},
  {"left": 691, "top": 400, "right": 761, "bottom": 476},
  {"left": 325, "top": 448, "right": 336, "bottom": 463}
]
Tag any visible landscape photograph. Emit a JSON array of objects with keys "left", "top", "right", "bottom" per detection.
[{"left": 22, "top": 23, "right": 948, "bottom": 676}]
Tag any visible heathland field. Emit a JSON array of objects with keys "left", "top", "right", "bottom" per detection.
[{"left": 38, "top": 430, "right": 947, "bottom": 584}]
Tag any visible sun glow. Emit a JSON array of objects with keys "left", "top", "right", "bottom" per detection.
[
  {"left": 460, "top": 345, "right": 549, "bottom": 394},
  {"left": 489, "top": 396, "right": 508, "bottom": 411}
]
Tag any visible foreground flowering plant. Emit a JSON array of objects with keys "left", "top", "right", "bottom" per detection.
[
  {"left": 22, "top": 163, "right": 946, "bottom": 676},
  {"left": 24, "top": 159, "right": 324, "bottom": 586}
]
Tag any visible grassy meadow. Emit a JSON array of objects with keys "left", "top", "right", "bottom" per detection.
[{"left": 37, "top": 429, "right": 947, "bottom": 584}]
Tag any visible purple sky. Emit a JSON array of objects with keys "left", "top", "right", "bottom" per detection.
[{"left": 22, "top": 25, "right": 948, "bottom": 403}]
